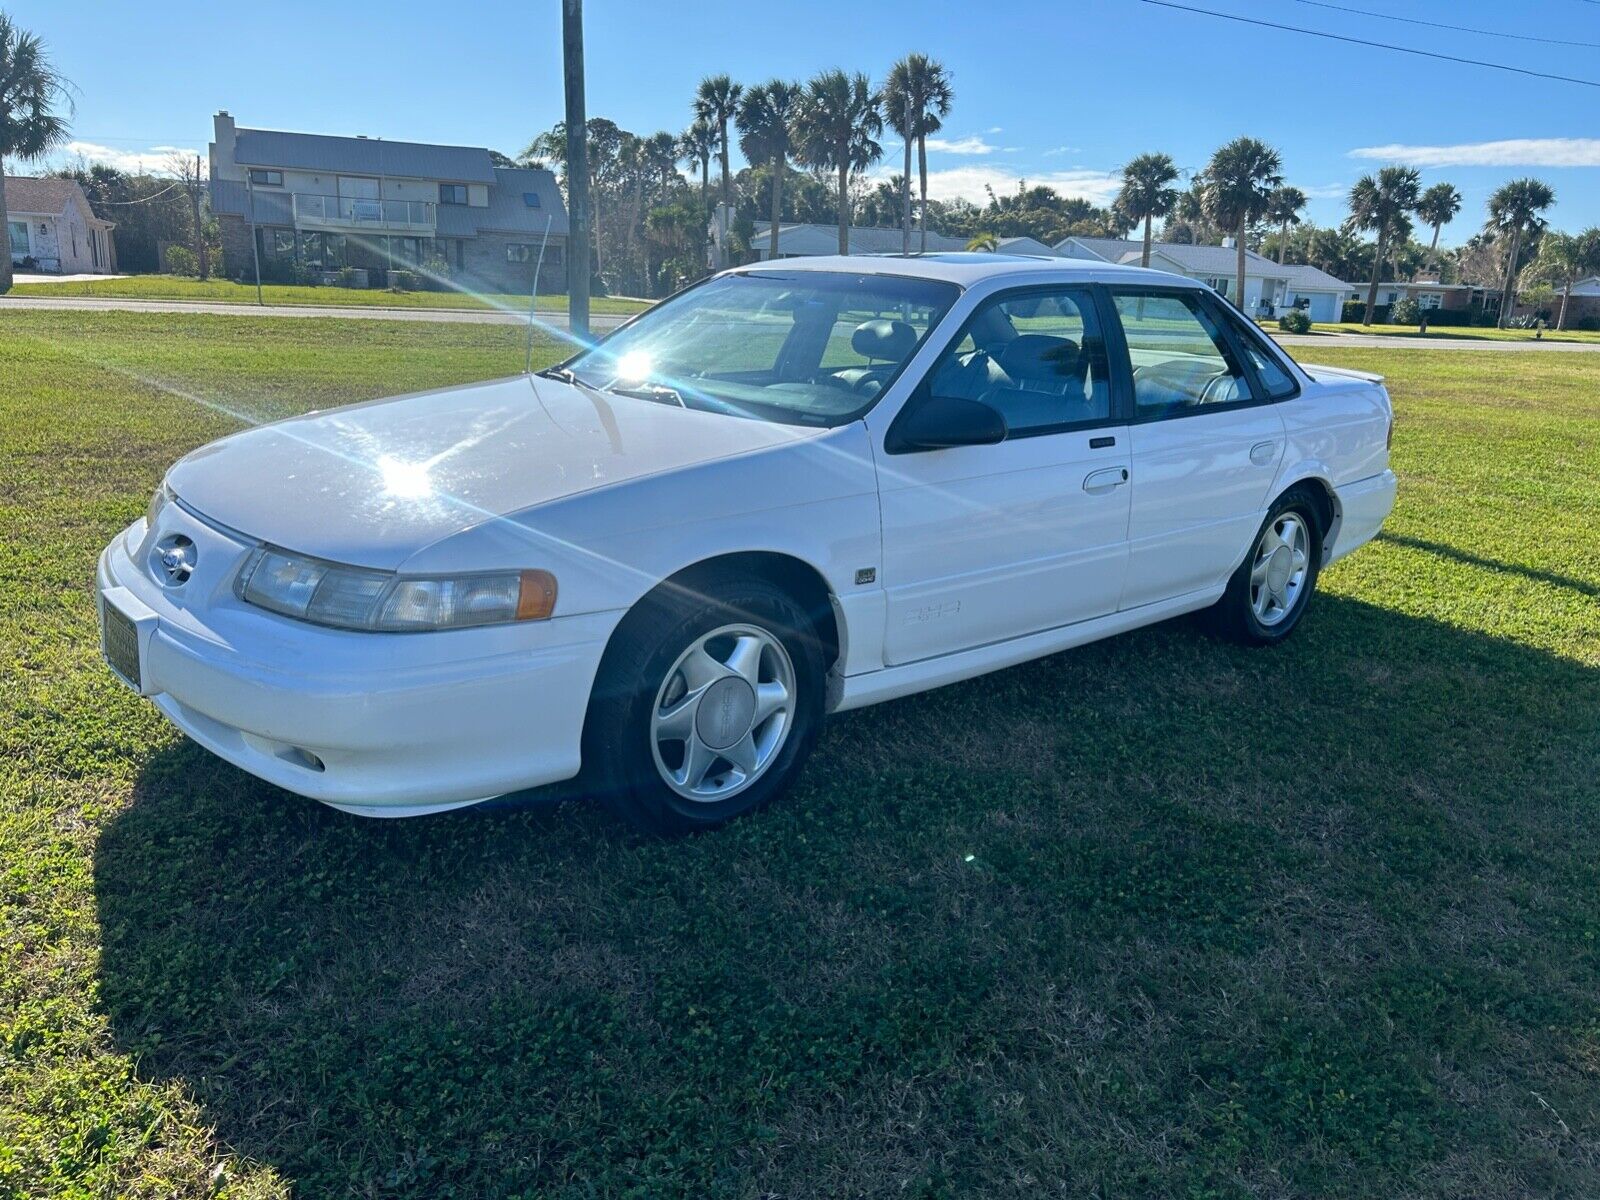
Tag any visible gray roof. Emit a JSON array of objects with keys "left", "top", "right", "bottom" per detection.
[
  {"left": 5, "top": 176, "right": 103, "bottom": 221},
  {"left": 1059, "top": 236, "right": 1145, "bottom": 261},
  {"left": 436, "top": 167, "right": 569, "bottom": 237},
  {"left": 995, "top": 235, "right": 1062, "bottom": 257},
  {"left": 753, "top": 222, "right": 968, "bottom": 256},
  {"left": 1277, "top": 262, "right": 1354, "bottom": 291},
  {"left": 232, "top": 126, "right": 497, "bottom": 183},
  {"left": 1062, "top": 235, "right": 1311, "bottom": 281}
]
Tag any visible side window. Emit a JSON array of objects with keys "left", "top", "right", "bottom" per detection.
[
  {"left": 1237, "top": 336, "right": 1299, "bottom": 399},
  {"left": 925, "top": 288, "right": 1112, "bottom": 435},
  {"left": 1113, "top": 291, "right": 1256, "bottom": 419}
]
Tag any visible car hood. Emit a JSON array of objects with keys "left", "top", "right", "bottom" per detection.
[{"left": 168, "top": 374, "right": 827, "bottom": 570}]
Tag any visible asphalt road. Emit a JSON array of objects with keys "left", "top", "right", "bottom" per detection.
[
  {"left": 0, "top": 294, "right": 632, "bottom": 332},
  {"left": 3, "top": 294, "right": 1596, "bottom": 351}
]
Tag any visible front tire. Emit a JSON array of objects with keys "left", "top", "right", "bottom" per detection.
[
  {"left": 582, "top": 573, "right": 826, "bottom": 833},
  {"left": 1208, "top": 488, "right": 1322, "bottom": 645}
]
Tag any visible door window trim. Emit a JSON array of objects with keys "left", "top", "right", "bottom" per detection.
[
  {"left": 1198, "top": 292, "right": 1305, "bottom": 401},
  {"left": 1104, "top": 284, "right": 1281, "bottom": 424},
  {"left": 886, "top": 281, "right": 1125, "bottom": 454}
]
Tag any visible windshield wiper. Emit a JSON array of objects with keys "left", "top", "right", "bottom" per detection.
[
  {"left": 609, "top": 382, "right": 687, "bottom": 408},
  {"left": 538, "top": 365, "right": 612, "bottom": 400}
]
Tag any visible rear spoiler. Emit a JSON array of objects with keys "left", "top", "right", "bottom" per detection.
[{"left": 1302, "top": 363, "right": 1385, "bottom": 386}]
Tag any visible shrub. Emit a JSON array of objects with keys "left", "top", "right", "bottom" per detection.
[
  {"left": 165, "top": 245, "right": 198, "bottom": 277},
  {"left": 335, "top": 266, "right": 360, "bottom": 288},
  {"left": 1278, "top": 308, "right": 1312, "bottom": 334},
  {"left": 1342, "top": 300, "right": 1391, "bottom": 324},
  {"left": 1577, "top": 315, "right": 1600, "bottom": 332},
  {"left": 388, "top": 269, "right": 419, "bottom": 292},
  {"left": 1391, "top": 298, "right": 1421, "bottom": 326}
]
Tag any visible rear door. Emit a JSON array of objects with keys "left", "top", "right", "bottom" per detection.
[{"left": 1108, "top": 288, "right": 1287, "bottom": 610}]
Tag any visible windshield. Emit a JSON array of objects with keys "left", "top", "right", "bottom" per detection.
[{"left": 557, "top": 270, "right": 961, "bottom": 427}]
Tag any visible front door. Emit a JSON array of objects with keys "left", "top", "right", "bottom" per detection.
[
  {"left": 1109, "top": 288, "right": 1287, "bottom": 609},
  {"left": 877, "top": 285, "right": 1131, "bottom": 666}
]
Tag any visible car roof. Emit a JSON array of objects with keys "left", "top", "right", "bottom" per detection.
[{"left": 733, "top": 251, "right": 1200, "bottom": 290}]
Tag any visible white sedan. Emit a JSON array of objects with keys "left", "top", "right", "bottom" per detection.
[{"left": 98, "top": 254, "right": 1395, "bottom": 831}]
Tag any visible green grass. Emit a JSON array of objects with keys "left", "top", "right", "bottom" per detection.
[
  {"left": 8, "top": 273, "right": 651, "bottom": 315},
  {"left": 1261, "top": 317, "right": 1600, "bottom": 345},
  {"left": 3, "top": 311, "right": 1599, "bottom": 1197}
]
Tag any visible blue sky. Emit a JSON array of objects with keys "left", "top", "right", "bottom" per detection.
[{"left": 12, "top": 0, "right": 1599, "bottom": 244}]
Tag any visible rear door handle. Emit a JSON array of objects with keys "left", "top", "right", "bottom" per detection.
[
  {"left": 1083, "top": 467, "right": 1128, "bottom": 493},
  {"left": 1250, "top": 440, "right": 1278, "bottom": 465}
]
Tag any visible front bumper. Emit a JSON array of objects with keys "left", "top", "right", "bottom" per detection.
[{"left": 97, "top": 510, "right": 617, "bottom": 816}]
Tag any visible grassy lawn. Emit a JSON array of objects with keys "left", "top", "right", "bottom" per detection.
[
  {"left": 8, "top": 273, "right": 652, "bottom": 316},
  {"left": 1261, "top": 317, "right": 1600, "bottom": 345},
  {"left": 3, "top": 312, "right": 1599, "bottom": 1198}
]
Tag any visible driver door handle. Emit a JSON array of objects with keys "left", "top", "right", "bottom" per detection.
[{"left": 1083, "top": 467, "right": 1128, "bottom": 493}]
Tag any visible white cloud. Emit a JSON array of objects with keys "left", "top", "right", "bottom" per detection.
[
  {"left": 54, "top": 140, "right": 201, "bottom": 173},
  {"left": 1348, "top": 138, "right": 1600, "bottom": 168},
  {"left": 1042, "top": 146, "right": 1081, "bottom": 158},
  {"left": 874, "top": 163, "right": 1123, "bottom": 207},
  {"left": 924, "top": 135, "right": 998, "bottom": 156},
  {"left": 1293, "top": 182, "right": 1348, "bottom": 200}
]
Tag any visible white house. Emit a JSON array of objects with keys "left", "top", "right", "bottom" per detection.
[
  {"left": 5, "top": 177, "right": 117, "bottom": 274},
  {"left": 741, "top": 220, "right": 968, "bottom": 260},
  {"left": 1058, "top": 235, "right": 1353, "bottom": 322},
  {"left": 995, "top": 235, "right": 1061, "bottom": 257}
]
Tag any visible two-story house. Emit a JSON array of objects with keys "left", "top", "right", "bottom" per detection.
[{"left": 209, "top": 112, "right": 568, "bottom": 295}]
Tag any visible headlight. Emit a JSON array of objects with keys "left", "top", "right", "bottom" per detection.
[
  {"left": 236, "top": 547, "right": 557, "bottom": 631},
  {"left": 146, "top": 482, "right": 173, "bottom": 529}
]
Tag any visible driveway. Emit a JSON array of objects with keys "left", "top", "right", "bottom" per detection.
[{"left": 0, "top": 294, "right": 631, "bottom": 332}]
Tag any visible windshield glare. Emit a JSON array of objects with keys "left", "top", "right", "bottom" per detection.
[{"left": 563, "top": 271, "right": 961, "bottom": 426}]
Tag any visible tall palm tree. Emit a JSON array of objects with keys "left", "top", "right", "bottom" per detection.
[
  {"left": 1265, "top": 185, "right": 1307, "bottom": 265},
  {"left": 693, "top": 74, "right": 742, "bottom": 265},
  {"left": 677, "top": 119, "right": 715, "bottom": 217},
  {"left": 1116, "top": 153, "right": 1180, "bottom": 268},
  {"left": 1201, "top": 137, "right": 1283, "bottom": 311},
  {"left": 1346, "top": 166, "right": 1421, "bottom": 326},
  {"left": 1486, "top": 178, "right": 1556, "bottom": 328},
  {"left": 883, "top": 54, "right": 953, "bottom": 255},
  {"left": 1525, "top": 227, "right": 1599, "bottom": 330},
  {"left": 1415, "top": 181, "right": 1461, "bottom": 277},
  {"left": 0, "top": 13, "right": 71, "bottom": 294},
  {"left": 736, "top": 79, "right": 800, "bottom": 261},
  {"left": 793, "top": 70, "right": 883, "bottom": 256}
]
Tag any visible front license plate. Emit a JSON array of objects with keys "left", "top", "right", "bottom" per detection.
[{"left": 102, "top": 598, "right": 142, "bottom": 691}]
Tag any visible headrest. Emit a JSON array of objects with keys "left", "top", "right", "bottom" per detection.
[
  {"left": 997, "top": 334, "right": 1079, "bottom": 382},
  {"left": 852, "top": 319, "right": 917, "bottom": 361}
]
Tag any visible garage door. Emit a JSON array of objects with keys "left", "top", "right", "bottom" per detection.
[{"left": 1306, "top": 292, "right": 1339, "bottom": 323}]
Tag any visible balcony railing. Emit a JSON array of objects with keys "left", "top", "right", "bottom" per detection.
[{"left": 291, "top": 193, "right": 436, "bottom": 231}]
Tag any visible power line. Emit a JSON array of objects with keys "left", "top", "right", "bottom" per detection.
[
  {"left": 1288, "top": 0, "right": 1600, "bottom": 49},
  {"left": 1136, "top": 0, "right": 1600, "bottom": 88}
]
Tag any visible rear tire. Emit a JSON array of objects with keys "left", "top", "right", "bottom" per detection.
[
  {"left": 1208, "top": 488, "right": 1323, "bottom": 645},
  {"left": 581, "top": 572, "right": 826, "bottom": 834}
]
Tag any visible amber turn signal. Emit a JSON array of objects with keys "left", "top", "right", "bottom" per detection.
[{"left": 516, "top": 569, "right": 558, "bottom": 620}]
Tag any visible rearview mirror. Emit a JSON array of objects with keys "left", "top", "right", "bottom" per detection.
[{"left": 887, "top": 394, "right": 1008, "bottom": 454}]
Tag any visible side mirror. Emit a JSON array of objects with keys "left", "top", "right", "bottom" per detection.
[{"left": 887, "top": 394, "right": 1008, "bottom": 454}]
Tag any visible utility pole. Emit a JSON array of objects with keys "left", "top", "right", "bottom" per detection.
[{"left": 562, "top": 0, "right": 590, "bottom": 342}]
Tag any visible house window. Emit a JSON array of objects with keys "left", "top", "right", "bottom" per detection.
[
  {"left": 522, "top": 192, "right": 542, "bottom": 208},
  {"left": 439, "top": 183, "right": 468, "bottom": 206},
  {"left": 248, "top": 169, "right": 283, "bottom": 186},
  {"left": 6, "top": 220, "right": 26, "bottom": 253},
  {"left": 1418, "top": 292, "right": 1443, "bottom": 310},
  {"left": 507, "top": 243, "right": 532, "bottom": 263}
]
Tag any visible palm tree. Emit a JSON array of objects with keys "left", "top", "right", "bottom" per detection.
[
  {"left": 0, "top": 13, "right": 71, "bottom": 294},
  {"left": 1346, "top": 166, "right": 1421, "bottom": 326},
  {"left": 1415, "top": 182, "right": 1461, "bottom": 277},
  {"left": 1201, "top": 137, "right": 1283, "bottom": 311},
  {"left": 1525, "top": 227, "right": 1599, "bottom": 330},
  {"left": 1116, "top": 153, "right": 1180, "bottom": 268},
  {"left": 693, "top": 74, "right": 742, "bottom": 265},
  {"left": 677, "top": 119, "right": 715, "bottom": 217},
  {"left": 1486, "top": 178, "right": 1556, "bottom": 329},
  {"left": 793, "top": 70, "right": 883, "bottom": 256},
  {"left": 736, "top": 80, "right": 800, "bottom": 261},
  {"left": 966, "top": 231, "right": 999, "bottom": 252},
  {"left": 883, "top": 54, "right": 953, "bottom": 255},
  {"left": 1265, "top": 185, "right": 1307, "bottom": 265}
]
